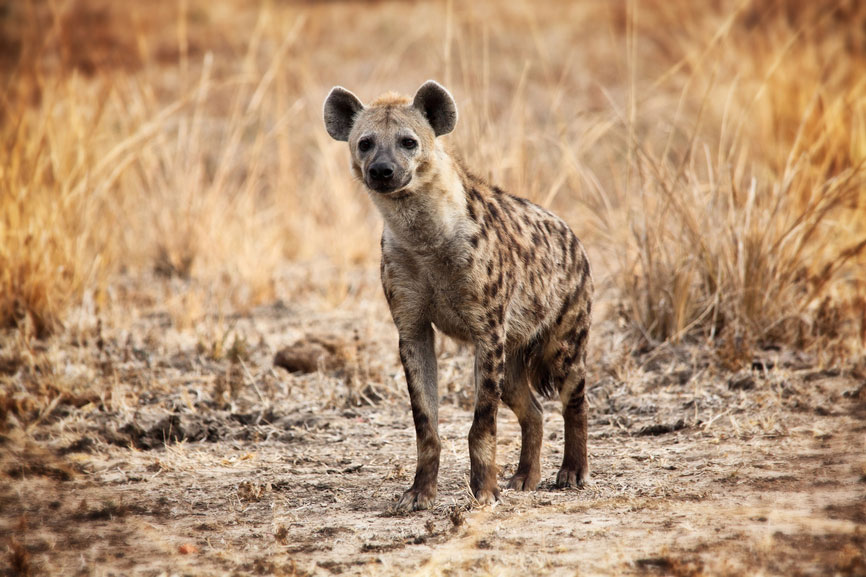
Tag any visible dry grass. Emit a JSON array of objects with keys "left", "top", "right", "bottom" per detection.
[
  {"left": 607, "top": 0, "right": 866, "bottom": 354},
  {"left": 1, "top": 0, "right": 864, "bottom": 358}
]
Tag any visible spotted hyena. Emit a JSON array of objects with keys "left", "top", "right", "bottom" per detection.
[{"left": 323, "top": 81, "right": 593, "bottom": 511}]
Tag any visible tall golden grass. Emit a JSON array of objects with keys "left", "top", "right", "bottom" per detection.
[
  {"left": 608, "top": 0, "right": 866, "bottom": 352},
  {"left": 1, "top": 0, "right": 864, "bottom": 355}
]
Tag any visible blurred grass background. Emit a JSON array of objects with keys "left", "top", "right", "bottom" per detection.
[{"left": 1, "top": 0, "right": 864, "bottom": 358}]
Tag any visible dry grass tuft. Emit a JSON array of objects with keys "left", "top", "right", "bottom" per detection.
[
  {"left": 606, "top": 0, "right": 866, "bottom": 354},
  {"left": 1, "top": 78, "right": 111, "bottom": 336},
  {"left": 1, "top": 0, "right": 864, "bottom": 360},
  {"left": 1, "top": 1, "right": 376, "bottom": 334}
]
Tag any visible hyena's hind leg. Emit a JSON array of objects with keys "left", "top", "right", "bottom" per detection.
[
  {"left": 551, "top": 298, "right": 591, "bottom": 488},
  {"left": 501, "top": 352, "right": 543, "bottom": 491},
  {"left": 557, "top": 360, "right": 588, "bottom": 488}
]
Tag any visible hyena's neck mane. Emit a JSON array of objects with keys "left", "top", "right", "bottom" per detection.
[{"left": 374, "top": 144, "right": 472, "bottom": 253}]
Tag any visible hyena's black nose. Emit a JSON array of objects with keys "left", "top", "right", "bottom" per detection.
[{"left": 369, "top": 162, "right": 395, "bottom": 181}]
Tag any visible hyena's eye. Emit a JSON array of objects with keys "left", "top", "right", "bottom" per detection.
[
  {"left": 401, "top": 138, "right": 418, "bottom": 150},
  {"left": 358, "top": 138, "right": 373, "bottom": 152}
]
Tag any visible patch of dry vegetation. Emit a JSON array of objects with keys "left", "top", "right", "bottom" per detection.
[
  {"left": 608, "top": 0, "right": 866, "bottom": 357},
  {"left": 1, "top": 0, "right": 864, "bottom": 357}
]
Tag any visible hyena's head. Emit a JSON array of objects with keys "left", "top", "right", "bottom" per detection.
[{"left": 323, "top": 80, "right": 457, "bottom": 195}]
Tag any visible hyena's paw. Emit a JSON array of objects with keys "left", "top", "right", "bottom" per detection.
[
  {"left": 394, "top": 485, "right": 436, "bottom": 512},
  {"left": 472, "top": 486, "right": 501, "bottom": 506},
  {"left": 506, "top": 470, "right": 541, "bottom": 491},
  {"left": 554, "top": 467, "right": 588, "bottom": 489}
]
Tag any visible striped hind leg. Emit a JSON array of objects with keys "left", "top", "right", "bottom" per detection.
[
  {"left": 550, "top": 299, "right": 591, "bottom": 488},
  {"left": 556, "top": 362, "right": 588, "bottom": 487}
]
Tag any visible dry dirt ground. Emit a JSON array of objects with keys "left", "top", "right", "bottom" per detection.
[{"left": 1, "top": 268, "right": 865, "bottom": 577}]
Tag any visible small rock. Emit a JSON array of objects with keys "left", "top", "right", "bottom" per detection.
[
  {"left": 728, "top": 373, "right": 756, "bottom": 391},
  {"left": 637, "top": 419, "right": 686, "bottom": 436},
  {"left": 274, "top": 342, "right": 335, "bottom": 373},
  {"left": 751, "top": 359, "right": 775, "bottom": 371}
]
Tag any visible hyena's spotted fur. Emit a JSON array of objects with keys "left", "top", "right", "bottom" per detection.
[{"left": 324, "top": 81, "right": 593, "bottom": 510}]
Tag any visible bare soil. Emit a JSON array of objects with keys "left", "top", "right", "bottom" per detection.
[{"left": 2, "top": 271, "right": 865, "bottom": 576}]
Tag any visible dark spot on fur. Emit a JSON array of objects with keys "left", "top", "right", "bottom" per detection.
[
  {"left": 573, "top": 327, "right": 588, "bottom": 354},
  {"left": 495, "top": 194, "right": 511, "bottom": 214},
  {"left": 572, "top": 378, "right": 586, "bottom": 400},
  {"left": 471, "top": 406, "right": 497, "bottom": 438},
  {"left": 513, "top": 218, "right": 524, "bottom": 236},
  {"left": 564, "top": 346, "right": 581, "bottom": 370},
  {"left": 480, "top": 222, "right": 489, "bottom": 239},
  {"left": 488, "top": 202, "right": 500, "bottom": 222},
  {"left": 555, "top": 293, "right": 573, "bottom": 326},
  {"left": 467, "top": 198, "right": 478, "bottom": 221},
  {"left": 487, "top": 281, "right": 499, "bottom": 299}
]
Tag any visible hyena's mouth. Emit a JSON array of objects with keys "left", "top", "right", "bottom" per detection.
[{"left": 366, "top": 175, "right": 412, "bottom": 196}]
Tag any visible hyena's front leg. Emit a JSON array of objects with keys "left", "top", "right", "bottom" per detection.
[
  {"left": 395, "top": 325, "right": 441, "bottom": 511},
  {"left": 469, "top": 335, "right": 506, "bottom": 504}
]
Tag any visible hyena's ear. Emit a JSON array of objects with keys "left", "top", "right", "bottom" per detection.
[
  {"left": 413, "top": 80, "right": 457, "bottom": 137},
  {"left": 323, "top": 87, "right": 365, "bottom": 141}
]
